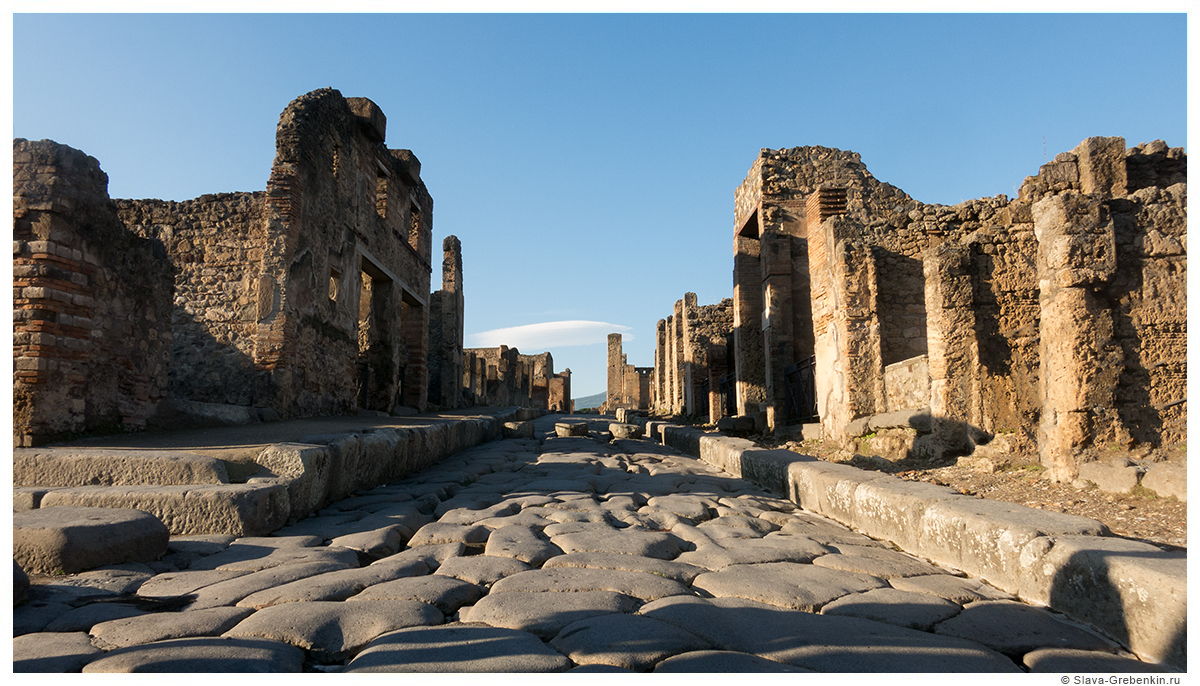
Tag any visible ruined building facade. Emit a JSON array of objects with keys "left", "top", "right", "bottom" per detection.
[
  {"left": 719, "top": 137, "right": 1185, "bottom": 481},
  {"left": 601, "top": 333, "right": 651, "bottom": 414},
  {"left": 13, "top": 89, "right": 471, "bottom": 446},
  {"left": 647, "top": 296, "right": 734, "bottom": 420},
  {"left": 462, "top": 347, "right": 571, "bottom": 412}
]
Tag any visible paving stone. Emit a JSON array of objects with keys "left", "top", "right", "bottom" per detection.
[
  {"left": 225, "top": 599, "right": 443, "bottom": 662},
  {"left": 14, "top": 560, "right": 30, "bottom": 605},
  {"left": 676, "top": 543, "right": 829, "bottom": 570},
  {"left": 13, "top": 631, "right": 103, "bottom": 672},
  {"left": 432, "top": 492, "right": 504, "bottom": 518},
  {"left": 434, "top": 555, "right": 531, "bottom": 586},
  {"left": 43, "top": 601, "right": 148, "bottom": 632},
  {"left": 640, "top": 595, "right": 1019, "bottom": 672},
  {"left": 167, "top": 534, "right": 236, "bottom": 556},
  {"left": 483, "top": 524, "right": 563, "bottom": 565},
  {"left": 778, "top": 514, "right": 881, "bottom": 546},
  {"left": 82, "top": 636, "right": 305, "bottom": 672},
  {"left": 550, "top": 528, "right": 684, "bottom": 560},
  {"left": 692, "top": 562, "right": 888, "bottom": 611},
  {"left": 538, "top": 508, "right": 613, "bottom": 524},
  {"left": 236, "top": 554, "right": 430, "bottom": 608},
  {"left": 465, "top": 590, "right": 638, "bottom": 639},
  {"left": 490, "top": 567, "right": 694, "bottom": 602},
  {"left": 519, "top": 478, "right": 595, "bottom": 493},
  {"left": 1023, "top": 648, "right": 1170, "bottom": 673},
  {"left": 329, "top": 527, "right": 403, "bottom": 559},
  {"left": 543, "top": 520, "right": 619, "bottom": 537},
  {"left": 344, "top": 624, "right": 572, "bottom": 672},
  {"left": 187, "top": 559, "right": 355, "bottom": 609},
  {"left": 475, "top": 509, "right": 556, "bottom": 530},
  {"left": 407, "top": 522, "right": 491, "bottom": 548},
  {"left": 813, "top": 545, "right": 945, "bottom": 578},
  {"left": 43, "top": 565, "right": 154, "bottom": 595},
  {"left": 820, "top": 588, "right": 962, "bottom": 630},
  {"left": 654, "top": 650, "right": 810, "bottom": 672},
  {"left": 543, "top": 552, "right": 707, "bottom": 584},
  {"left": 934, "top": 599, "right": 1117, "bottom": 657},
  {"left": 14, "top": 506, "right": 170, "bottom": 574},
  {"left": 137, "top": 568, "right": 252, "bottom": 598},
  {"left": 697, "top": 514, "right": 780, "bottom": 535},
  {"left": 184, "top": 542, "right": 359, "bottom": 572},
  {"left": 568, "top": 664, "right": 637, "bottom": 672},
  {"left": 349, "top": 575, "right": 485, "bottom": 614},
  {"left": 551, "top": 612, "right": 710, "bottom": 671},
  {"left": 91, "top": 605, "right": 255, "bottom": 650},
  {"left": 888, "top": 574, "right": 1012, "bottom": 603},
  {"left": 437, "top": 501, "right": 520, "bottom": 525}
]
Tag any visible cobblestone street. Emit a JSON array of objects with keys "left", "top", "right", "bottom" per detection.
[{"left": 15, "top": 415, "right": 1164, "bottom": 673}]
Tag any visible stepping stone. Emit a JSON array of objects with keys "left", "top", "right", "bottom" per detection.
[
  {"left": 888, "top": 574, "right": 1012, "bottom": 604},
  {"left": 692, "top": 562, "right": 888, "bottom": 611},
  {"left": 640, "top": 595, "right": 1019, "bottom": 672},
  {"left": 186, "top": 559, "right": 354, "bottom": 609},
  {"left": 813, "top": 545, "right": 944, "bottom": 579},
  {"left": 484, "top": 525, "right": 563, "bottom": 566},
  {"left": 225, "top": 599, "right": 443, "bottom": 662},
  {"left": 43, "top": 602, "right": 148, "bottom": 632},
  {"left": 544, "top": 552, "right": 707, "bottom": 584},
  {"left": 820, "top": 588, "right": 962, "bottom": 630},
  {"left": 555, "top": 422, "right": 590, "bottom": 437},
  {"left": 608, "top": 423, "right": 643, "bottom": 439},
  {"left": 14, "top": 632, "right": 103, "bottom": 672},
  {"left": 550, "top": 613, "right": 709, "bottom": 671},
  {"left": 934, "top": 600, "right": 1117, "bottom": 657},
  {"left": 654, "top": 650, "right": 810, "bottom": 672},
  {"left": 14, "top": 506, "right": 169, "bottom": 574},
  {"left": 1023, "top": 648, "right": 1169, "bottom": 673},
  {"left": 435, "top": 555, "right": 531, "bottom": 586},
  {"left": 550, "top": 529, "right": 683, "bottom": 560},
  {"left": 490, "top": 567, "right": 693, "bottom": 602},
  {"left": 407, "top": 522, "right": 490, "bottom": 548},
  {"left": 82, "top": 636, "right": 305, "bottom": 672},
  {"left": 349, "top": 575, "right": 485, "bottom": 614},
  {"left": 465, "top": 590, "right": 638, "bottom": 639},
  {"left": 344, "top": 624, "right": 572, "bottom": 672},
  {"left": 330, "top": 527, "right": 403, "bottom": 559},
  {"left": 91, "top": 606, "right": 254, "bottom": 650},
  {"left": 236, "top": 554, "right": 431, "bottom": 608}
]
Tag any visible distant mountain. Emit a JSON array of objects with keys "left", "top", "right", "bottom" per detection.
[{"left": 573, "top": 391, "right": 606, "bottom": 409}]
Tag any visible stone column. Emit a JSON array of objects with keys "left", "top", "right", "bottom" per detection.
[
  {"left": 924, "top": 241, "right": 980, "bottom": 458},
  {"left": 761, "top": 229, "right": 795, "bottom": 431},
  {"left": 606, "top": 333, "right": 623, "bottom": 412},
  {"left": 733, "top": 236, "right": 766, "bottom": 416},
  {"left": 707, "top": 343, "right": 729, "bottom": 422}
]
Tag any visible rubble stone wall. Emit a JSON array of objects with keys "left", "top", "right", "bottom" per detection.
[{"left": 13, "top": 139, "right": 174, "bottom": 446}]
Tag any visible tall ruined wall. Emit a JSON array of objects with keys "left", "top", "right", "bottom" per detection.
[
  {"left": 13, "top": 139, "right": 174, "bottom": 446},
  {"left": 650, "top": 295, "right": 733, "bottom": 418},
  {"left": 462, "top": 346, "right": 565, "bottom": 410},
  {"left": 115, "top": 193, "right": 265, "bottom": 407},
  {"left": 428, "top": 235, "right": 464, "bottom": 408}
]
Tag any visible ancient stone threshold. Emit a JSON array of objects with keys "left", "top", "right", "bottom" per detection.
[
  {"left": 639, "top": 419, "right": 1185, "bottom": 670},
  {"left": 14, "top": 407, "right": 538, "bottom": 538}
]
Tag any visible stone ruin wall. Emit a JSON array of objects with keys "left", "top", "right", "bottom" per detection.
[
  {"left": 13, "top": 139, "right": 174, "bottom": 446},
  {"left": 601, "top": 333, "right": 649, "bottom": 413},
  {"left": 428, "top": 235, "right": 464, "bottom": 409},
  {"left": 649, "top": 294, "right": 733, "bottom": 419},
  {"left": 462, "top": 346, "right": 569, "bottom": 411}
]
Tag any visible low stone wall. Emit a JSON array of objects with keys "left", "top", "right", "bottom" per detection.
[{"left": 654, "top": 425, "right": 1185, "bottom": 669}]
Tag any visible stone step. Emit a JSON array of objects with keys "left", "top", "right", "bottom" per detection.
[{"left": 14, "top": 506, "right": 169, "bottom": 574}]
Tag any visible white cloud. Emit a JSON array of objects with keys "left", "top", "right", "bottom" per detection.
[{"left": 466, "top": 320, "right": 632, "bottom": 350}]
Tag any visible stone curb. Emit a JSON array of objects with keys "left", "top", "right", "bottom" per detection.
[{"left": 656, "top": 426, "right": 1185, "bottom": 669}]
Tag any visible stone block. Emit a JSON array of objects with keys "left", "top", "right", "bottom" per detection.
[
  {"left": 502, "top": 421, "right": 534, "bottom": 438},
  {"left": 917, "top": 499, "right": 1107, "bottom": 593},
  {"left": 786, "top": 460, "right": 887, "bottom": 527},
  {"left": 851, "top": 478, "right": 967, "bottom": 552},
  {"left": 1140, "top": 462, "right": 1185, "bottom": 501},
  {"left": 662, "top": 426, "right": 704, "bottom": 458},
  {"left": 1016, "top": 535, "right": 1184, "bottom": 669},
  {"left": 254, "top": 443, "right": 332, "bottom": 520},
  {"left": 697, "top": 434, "right": 756, "bottom": 476},
  {"left": 739, "top": 449, "right": 815, "bottom": 496},
  {"left": 1077, "top": 461, "right": 1140, "bottom": 494},
  {"left": 555, "top": 422, "right": 589, "bottom": 438},
  {"left": 13, "top": 449, "right": 229, "bottom": 487},
  {"left": 40, "top": 483, "right": 290, "bottom": 537},
  {"left": 608, "top": 423, "right": 643, "bottom": 440},
  {"left": 14, "top": 506, "right": 169, "bottom": 574}
]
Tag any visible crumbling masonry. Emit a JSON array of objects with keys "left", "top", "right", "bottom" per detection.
[
  {"left": 646, "top": 296, "right": 734, "bottom": 421},
  {"left": 14, "top": 89, "right": 507, "bottom": 446},
  {"left": 600, "top": 333, "right": 651, "bottom": 414},
  {"left": 658, "top": 137, "right": 1185, "bottom": 482}
]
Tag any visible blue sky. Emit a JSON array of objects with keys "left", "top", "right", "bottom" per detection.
[{"left": 12, "top": 10, "right": 1187, "bottom": 398}]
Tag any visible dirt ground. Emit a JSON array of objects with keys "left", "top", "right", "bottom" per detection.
[{"left": 766, "top": 437, "right": 1186, "bottom": 551}]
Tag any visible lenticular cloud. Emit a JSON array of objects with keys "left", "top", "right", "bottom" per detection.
[{"left": 466, "top": 321, "right": 632, "bottom": 349}]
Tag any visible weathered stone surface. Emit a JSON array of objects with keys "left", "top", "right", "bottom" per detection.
[
  {"left": 465, "top": 590, "right": 638, "bottom": 639},
  {"left": 641, "top": 595, "right": 1019, "bottom": 672},
  {"left": 348, "top": 575, "right": 484, "bottom": 614},
  {"left": 1023, "top": 648, "right": 1169, "bottom": 673},
  {"left": 813, "top": 545, "right": 944, "bottom": 579},
  {"left": 676, "top": 540, "right": 831, "bottom": 570},
  {"left": 550, "top": 529, "right": 683, "bottom": 560},
  {"left": 608, "top": 423, "right": 643, "bottom": 439},
  {"left": 501, "top": 421, "right": 534, "bottom": 438},
  {"left": 550, "top": 613, "right": 710, "bottom": 671},
  {"left": 43, "top": 602, "right": 148, "bottom": 632},
  {"left": 1015, "top": 535, "right": 1185, "bottom": 668},
  {"left": 434, "top": 555, "right": 530, "bottom": 586},
  {"left": 40, "top": 482, "right": 290, "bottom": 537},
  {"left": 654, "top": 650, "right": 809, "bottom": 672},
  {"left": 1078, "top": 461, "right": 1140, "bottom": 494},
  {"left": 1140, "top": 461, "right": 1186, "bottom": 501},
  {"left": 482, "top": 524, "right": 563, "bottom": 566},
  {"left": 344, "top": 624, "right": 572, "bottom": 672},
  {"left": 934, "top": 599, "right": 1116, "bottom": 657},
  {"left": 236, "top": 554, "right": 430, "bottom": 608},
  {"left": 407, "top": 522, "right": 491, "bottom": 548},
  {"left": 820, "top": 588, "right": 961, "bottom": 630},
  {"left": 438, "top": 500, "right": 520, "bottom": 526},
  {"left": 225, "top": 599, "right": 443, "bottom": 662},
  {"left": 697, "top": 513, "right": 779, "bottom": 535},
  {"left": 82, "top": 636, "right": 305, "bottom": 672},
  {"left": 14, "top": 559, "right": 30, "bottom": 605},
  {"left": 329, "top": 526, "right": 403, "bottom": 559},
  {"left": 543, "top": 552, "right": 706, "bottom": 584},
  {"left": 185, "top": 541, "right": 358, "bottom": 572},
  {"left": 136, "top": 568, "right": 251, "bottom": 598},
  {"left": 556, "top": 422, "right": 589, "bottom": 437},
  {"left": 14, "top": 506, "right": 170, "bottom": 574},
  {"left": 692, "top": 562, "right": 887, "bottom": 611},
  {"left": 14, "top": 631, "right": 103, "bottom": 673},
  {"left": 14, "top": 449, "right": 229, "bottom": 487},
  {"left": 186, "top": 559, "right": 355, "bottom": 609},
  {"left": 490, "top": 567, "right": 693, "bottom": 602},
  {"left": 91, "top": 606, "right": 255, "bottom": 650},
  {"left": 888, "top": 574, "right": 1012, "bottom": 604}
]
